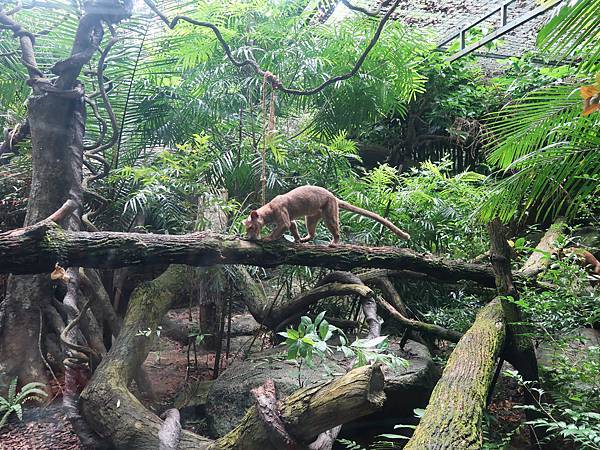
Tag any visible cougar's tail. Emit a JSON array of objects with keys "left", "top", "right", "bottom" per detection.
[{"left": 338, "top": 200, "right": 410, "bottom": 241}]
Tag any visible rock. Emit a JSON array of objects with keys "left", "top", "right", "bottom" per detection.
[
  {"left": 229, "top": 313, "right": 260, "bottom": 336},
  {"left": 205, "top": 337, "right": 437, "bottom": 438},
  {"left": 536, "top": 328, "right": 600, "bottom": 370},
  {"left": 536, "top": 328, "right": 600, "bottom": 399},
  {"left": 174, "top": 380, "right": 214, "bottom": 411},
  {"left": 573, "top": 226, "right": 600, "bottom": 256}
]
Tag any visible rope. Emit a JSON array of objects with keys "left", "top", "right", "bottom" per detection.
[
  {"left": 260, "top": 73, "right": 276, "bottom": 205},
  {"left": 260, "top": 74, "right": 267, "bottom": 205}
]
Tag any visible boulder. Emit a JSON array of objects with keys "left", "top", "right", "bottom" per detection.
[
  {"left": 205, "top": 337, "right": 438, "bottom": 438},
  {"left": 229, "top": 313, "right": 260, "bottom": 336}
]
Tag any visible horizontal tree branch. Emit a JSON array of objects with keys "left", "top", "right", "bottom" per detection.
[
  {"left": 0, "top": 222, "right": 496, "bottom": 285},
  {"left": 376, "top": 295, "right": 463, "bottom": 343}
]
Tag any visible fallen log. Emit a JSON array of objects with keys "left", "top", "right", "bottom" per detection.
[
  {"left": 79, "top": 264, "right": 386, "bottom": 449},
  {"left": 519, "top": 218, "right": 566, "bottom": 279},
  {"left": 216, "top": 364, "right": 384, "bottom": 449},
  {"left": 404, "top": 299, "right": 506, "bottom": 449},
  {"left": 0, "top": 221, "right": 495, "bottom": 286}
]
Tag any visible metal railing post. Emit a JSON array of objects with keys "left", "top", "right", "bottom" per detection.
[{"left": 501, "top": 3, "right": 508, "bottom": 26}]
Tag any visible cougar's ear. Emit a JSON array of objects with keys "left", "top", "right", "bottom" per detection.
[{"left": 250, "top": 210, "right": 259, "bottom": 220}]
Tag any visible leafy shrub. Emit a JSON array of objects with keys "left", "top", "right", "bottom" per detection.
[
  {"left": 513, "top": 256, "right": 599, "bottom": 335},
  {"left": 338, "top": 159, "right": 488, "bottom": 258},
  {"left": 507, "top": 370, "right": 600, "bottom": 449},
  {"left": 279, "top": 312, "right": 406, "bottom": 387}
]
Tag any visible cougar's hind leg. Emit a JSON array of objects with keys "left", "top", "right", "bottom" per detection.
[
  {"left": 300, "top": 214, "right": 320, "bottom": 242},
  {"left": 323, "top": 200, "right": 340, "bottom": 245}
]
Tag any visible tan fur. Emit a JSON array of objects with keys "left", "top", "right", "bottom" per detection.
[{"left": 243, "top": 186, "right": 410, "bottom": 244}]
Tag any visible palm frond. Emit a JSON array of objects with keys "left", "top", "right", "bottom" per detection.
[{"left": 538, "top": 0, "right": 600, "bottom": 69}]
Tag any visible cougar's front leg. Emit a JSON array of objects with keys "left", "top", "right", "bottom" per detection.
[{"left": 264, "top": 212, "right": 291, "bottom": 241}]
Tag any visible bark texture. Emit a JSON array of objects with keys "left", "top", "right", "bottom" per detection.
[
  {"left": 488, "top": 219, "right": 539, "bottom": 382},
  {"left": 0, "top": 89, "right": 86, "bottom": 387},
  {"left": 80, "top": 265, "right": 214, "bottom": 449},
  {"left": 0, "top": 225, "right": 496, "bottom": 286},
  {"left": 519, "top": 218, "right": 566, "bottom": 279},
  {"left": 214, "top": 364, "right": 385, "bottom": 450},
  {"left": 404, "top": 299, "right": 506, "bottom": 450}
]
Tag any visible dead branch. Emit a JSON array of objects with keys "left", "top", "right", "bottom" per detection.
[
  {"left": 376, "top": 295, "right": 463, "bottom": 343},
  {"left": 519, "top": 218, "right": 566, "bottom": 279}
]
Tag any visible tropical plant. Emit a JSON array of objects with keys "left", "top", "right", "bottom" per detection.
[
  {"left": 480, "top": 0, "right": 600, "bottom": 223},
  {"left": 337, "top": 159, "right": 488, "bottom": 258},
  {"left": 507, "top": 370, "right": 600, "bottom": 449},
  {"left": 278, "top": 312, "right": 339, "bottom": 386},
  {"left": 278, "top": 312, "right": 406, "bottom": 386},
  {"left": 0, "top": 378, "right": 47, "bottom": 429}
]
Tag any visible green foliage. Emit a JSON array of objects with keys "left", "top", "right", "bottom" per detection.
[
  {"left": 338, "top": 159, "right": 488, "bottom": 258},
  {"left": 338, "top": 409, "right": 423, "bottom": 449},
  {"left": 187, "top": 323, "right": 211, "bottom": 347},
  {"left": 481, "top": 83, "right": 600, "bottom": 222},
  {"left": 279, "top": 312, "right": 406, "bottom": 386},
  {"left": 0, "top": 378, "right": 47, "bottom": 429},
  {"left": 338, "top": 439, "right": 366, "bottom": 450},
  {"left": 507, "top": 370, "right": 600, "bottom": 449},
  {"left": 278, "top": 312, "right": 335, "bottom": 370},
  {"left": 481, "top": 0, "right": 600, "bottom": 223},
  {"left": 514, "top": 256, "right": 598, "bottom": 335},
  {"left": 541, "top": 344, "right": 600, "bottom": 414},
  {"left": 421, "top": 291, "right": 482, "bottom": 333},
  {"left": 537, "top": 0, "right": 600, "bottom": 70}
]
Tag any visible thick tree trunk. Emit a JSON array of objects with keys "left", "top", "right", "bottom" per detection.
[
  {"left": 0, "top": 91, "right": 85, "bottom": 387},
  {"left": 0, "top": 225, "right": 496, "bottom": 286},
  {"left": 80, "top": 265, "right": 212, "bottom": 448},
  {"left": 404, "top": 299, "right": 506, "bottom": 449},
  {"left": 80, "top": 265, "right": 386, "bottom": 449},
  {"left": 488, "top": 219, "right": 539, "bottom": 382}
]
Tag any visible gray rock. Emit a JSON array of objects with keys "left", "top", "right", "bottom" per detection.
[
  {"left": 536, "top": 328, "right": 600, "bottom": 370},
  {"left": 205, "top": 338, "right": 437, "bottom": 438},
  {"left": 229, "top": 313, "right": 261, "bottom": 336}
]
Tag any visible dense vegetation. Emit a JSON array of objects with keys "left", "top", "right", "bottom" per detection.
[{"left": 0, "top": 0, "right": 598, "bottom": 448}]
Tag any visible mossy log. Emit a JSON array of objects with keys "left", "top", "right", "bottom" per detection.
[
  {"left": 404, "top": 299, "right": 506, "bottom": 450},
  {"left": 80, "top": 265, "right": 386, "bottom": 449},
  {"left": 519, "top": 218, "right": 566, "bottom": 279},
  {"left": 215, "top": 364, "right": 385, "bottom": 449},
  {"left": 0, "top": 221, "right": 495, "bottom": 286}
]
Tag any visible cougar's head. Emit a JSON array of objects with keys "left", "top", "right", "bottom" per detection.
[{"left": 243, "top": 210, "right": 264, "bottom": 240}]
